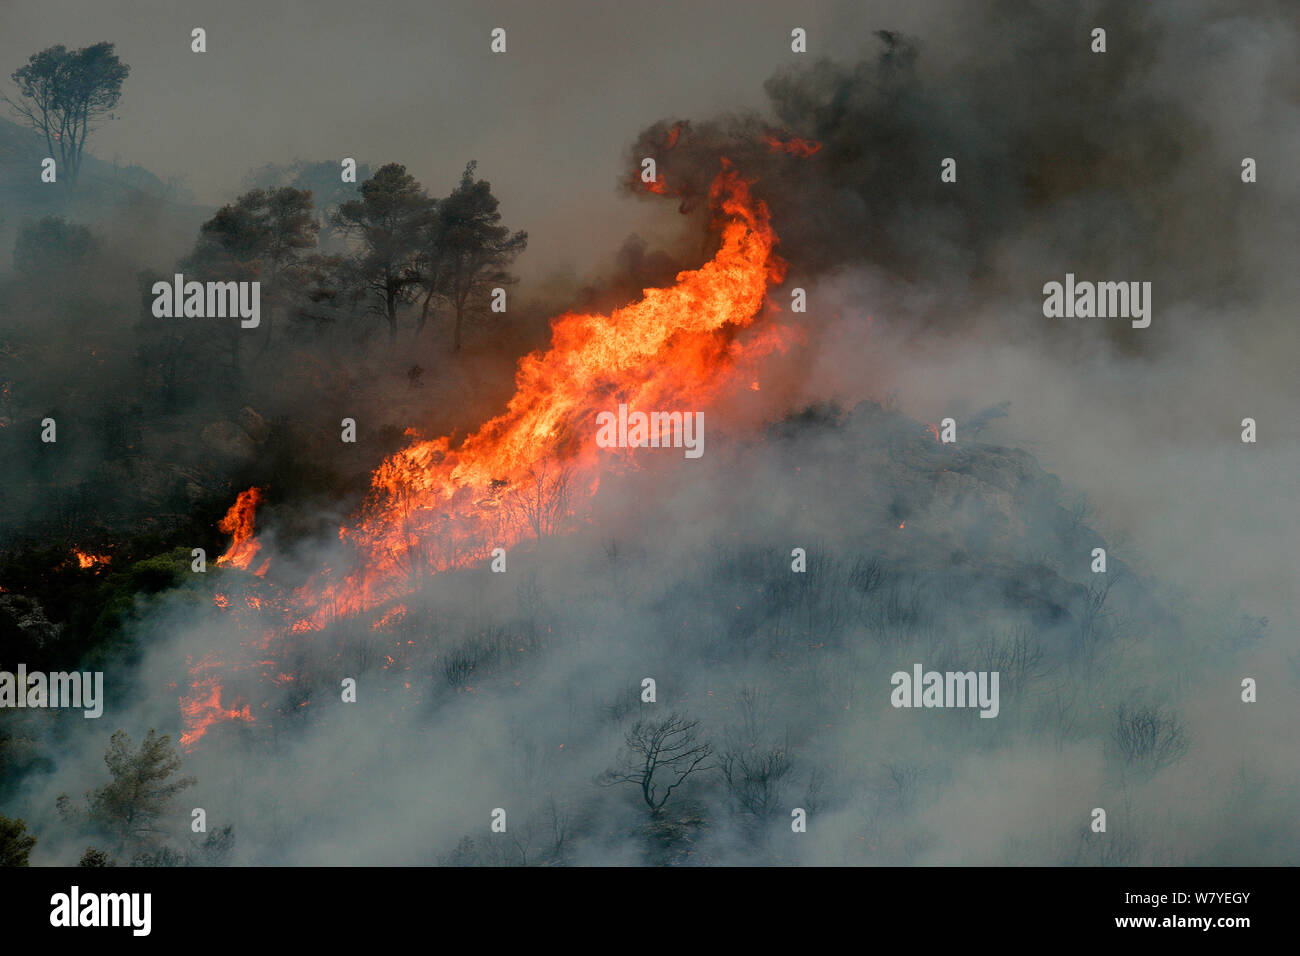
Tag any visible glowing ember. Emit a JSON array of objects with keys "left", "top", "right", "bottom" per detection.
[
  {"left": 73, "top": 549, "right": 110, "bottom": 569},
  {"left": 372, "top": 605, "right": 407, "bottom": 631},
  {"left": 764, "top": 130, "right": 822, "bottom": 157}
]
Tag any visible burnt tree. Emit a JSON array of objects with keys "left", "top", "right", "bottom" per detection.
[{"left": 602, "top": 712, "right": 715, "bottom": 813}]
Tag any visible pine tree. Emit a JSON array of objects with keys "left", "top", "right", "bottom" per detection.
[
  {"left": 0, "top": 815, "right": 37, "bottom": 866},
  {"left": 427, "top": 161, "right": 527, "bottom": 350},
  {"left": 59, "top": 729, "right": 195, "bottom": 856},
  {"left": 333, "top": 163, "right": 433, "bottom": 340}
]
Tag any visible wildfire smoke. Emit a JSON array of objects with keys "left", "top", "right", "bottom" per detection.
[{"left": 181, "top": 162, "right": 791, "bottom": 748}]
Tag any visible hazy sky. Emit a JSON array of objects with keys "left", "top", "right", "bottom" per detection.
[
  {"left": 5, "top": 0, "right": 1298, "bottom": 868},
  {"left": 0, "top": 0, "right": 943, "bottom": 278},
  {"left": 4, "top": 0, "right": 1295, "bottom": 624}
]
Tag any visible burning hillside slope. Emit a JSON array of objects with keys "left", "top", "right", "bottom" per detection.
[{"left": 181, "top": 161, "right": 795, "bottom": 748}]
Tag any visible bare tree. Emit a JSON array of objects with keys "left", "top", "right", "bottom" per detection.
[
  {"left": 602, "top": 713, "right": 715, "bottom": 812},
  {"left": 437, "top": 797, "right": 569, "bottom": 867},
  {"left": 977, "top": 626, "right": 1047, "bottom": 703},
  {"left": 1037, "top": 680, "right": 1081, "bottom": 750},
  {"left": 882, "top": 760, "right": 923, "bottom": 813},
  {"left": 1078, "top": 574, "right": 1116, "bottom": 647},
  {"left": 501, "top": 463, "right": 572, "bottom": 540},
  {"left": 720, "top": 687, "right": 792, "bottom": 823},
  {"left": 1113, "top": 703, "right": 1188, "bottom": 771}
]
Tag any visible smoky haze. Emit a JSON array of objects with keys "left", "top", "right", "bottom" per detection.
[
  {"left": 0, "top": 0, "right": 919, "bottom": 280},
  {"left": 0, "top": 0, "right": 1296, "bottom": 867}
]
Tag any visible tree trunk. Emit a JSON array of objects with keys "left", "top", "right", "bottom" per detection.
[
  {"left": 417, "top": 285, "right": 436, "bottom": 338},
  {"left": 254, "top": 284, "right": 276, "bottom": 360},
  {"left": 229, "top": 327, "right": 242, "bottom": 385}
]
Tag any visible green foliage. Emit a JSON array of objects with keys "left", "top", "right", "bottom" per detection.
[
  {"left": 424, "top": 160, "right": 527, "bottom": 349},
  {"left": 89, "top": 547, "right": 199, "bottom": 654},
  {"left": 78, "top": 846, "right": 113, "bottom": 867},
  {"left": 59, "top": 729, "right": 195, "bottom": 855},
  {"left": 333, "top": 163, "right": 433, "bottom": 336},
  {"left": 0, "top": 814, "right": 37, "bottom": 865},
  {"left": 4, "top": 42, "right": 130, "bottom": 184},
  {"left": 129, "top": 825, "right": 234, "bottom": 867},
  {"left": 13, "top": 215, "right": 99, "bottom": 274},
  {"left": 244, "top": 159, "right": 372, "bottom": 239},
  {"left": 129, "top": 845, "right": 188, "bottom": 867},
  {"left": 185, "top": 186, "right": 319, "bottom": 281},
  {"left": 194, "top": 824, "right": 235, "bottom": 865}
]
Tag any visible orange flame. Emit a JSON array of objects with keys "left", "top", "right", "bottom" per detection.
[
  {"left": 279, "top": 164, "right": 785, "bottom": 626},
  {"left": 214, "top": 487, "right": 264, "bottom": 570},
  {"left": 372, "top": 605, "right": 407, "bottom": 631},
  {"left": 764, "top": 130, "right": 822, "bottom": 157},
  {"left": 664, "top": 121, "right": 686, "bottom": 150},
  {"left": 179, "top": 659, "right": 254, "bottom": 749},
  {"left": 183, "top": 164, "right": 788, "bottom": 747},
  {"left": 73, "top": 549, "right": 110, "bottom": 570}
]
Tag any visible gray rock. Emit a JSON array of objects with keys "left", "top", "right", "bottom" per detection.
[
  {"left": 201, "top": 421, "right": 256, "bottom": 461},
  {"left": 238, "top": 406, "right": 270, "bottom": 443}
]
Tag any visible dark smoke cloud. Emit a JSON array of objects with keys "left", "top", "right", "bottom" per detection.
[
  {"left": 3, "top": 0, "right": 1297, "bottom": 867},
  {"left": 632, "top": 1, "right": 1299, "bottom": 351}
]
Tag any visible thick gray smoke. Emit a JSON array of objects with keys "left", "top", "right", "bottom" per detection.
[{"left": 2, "top": 0, "right": 1297, "bottom": 866}]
